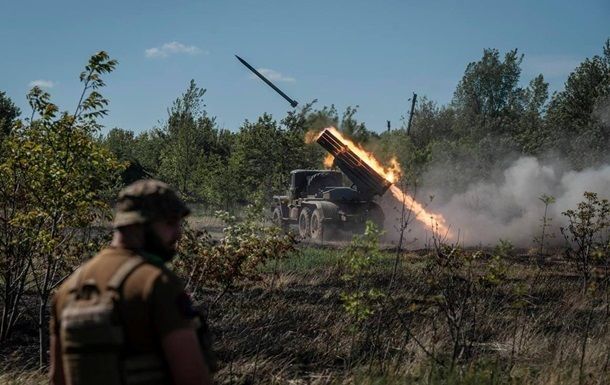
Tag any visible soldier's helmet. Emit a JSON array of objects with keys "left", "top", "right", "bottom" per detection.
[{"left": 113, "top": 179, "right": 190, "bottom": 228}]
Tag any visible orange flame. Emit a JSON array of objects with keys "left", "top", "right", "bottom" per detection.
[
  {"left": 318, "top": 127, "right": 402, "bottom": 183},
  {"left": 314, "top": 127, "right": 452, "bottom": 237},
  {"left": 304, "top": 130, "right": 320, "bottom": 144},
  {"left": 389, "top": 185, "right": 452, "bottom": 237}
]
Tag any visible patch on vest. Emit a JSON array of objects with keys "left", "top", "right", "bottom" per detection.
[{"left": 175, "top": 292, "right": 197, "bottom": 318}]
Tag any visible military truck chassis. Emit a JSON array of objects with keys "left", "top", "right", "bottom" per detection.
[{"left": 272, "top": 195, "right": 384, "bottom": 240}]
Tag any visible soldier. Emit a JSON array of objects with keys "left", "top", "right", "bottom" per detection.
[{"left": 49, "top": 179, "right": 213, "bottom": 385}]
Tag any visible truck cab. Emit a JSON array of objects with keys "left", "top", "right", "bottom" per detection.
[
  {"left": 272, "top": 169, "right": 384, "bottom": 240},
  {"left": 271, "top": 128, "right": 391, "bottom": 241}
]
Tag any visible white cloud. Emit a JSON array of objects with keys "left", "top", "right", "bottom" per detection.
[
  {"left": 145, "top": 41, "right": 203, "bottom": 58},
  {"left": 523, "top": 54, "right": 581, "bottom": 78},
  {"left": 251, "top": 68, "right": 295, "bottom": 83},
  {"left": 29, "top": 79, "right": 56, "bottom": 88}
]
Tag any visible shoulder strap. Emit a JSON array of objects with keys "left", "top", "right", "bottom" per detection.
[
  {"left": 67, "top": 266, "right": 85, "bottom": 293},
  {"left": 107, "top": 256, "right": 146, "bottom": 292}
]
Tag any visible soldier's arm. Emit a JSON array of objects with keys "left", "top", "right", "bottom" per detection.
[
  {"left": 162, "top": 328, "right": 212, "bottom": 385},
  {"left": 49, "top": 295, "right": 66, "bottom": 385},
  {"left": 151, "top": 272, "right": 213, "bottom": 385}
]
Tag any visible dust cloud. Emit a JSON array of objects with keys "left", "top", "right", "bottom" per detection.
[{"left": 382, "top": 157, "right": 610, "bottom": 248}]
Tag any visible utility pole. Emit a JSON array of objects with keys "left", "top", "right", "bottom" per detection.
[{"left": 406, "top": 92, "right": 417, "bottom": 135}]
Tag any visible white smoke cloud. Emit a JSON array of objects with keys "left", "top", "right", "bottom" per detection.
[
  {"left": 383, "top": 157, "right": 610, "bottom": 248},
  {"left": 594, "top": 95, "right": 610, "bottom": 126},
  {"left": 435, "top": 157, "right": 610, "bottom": 246}
]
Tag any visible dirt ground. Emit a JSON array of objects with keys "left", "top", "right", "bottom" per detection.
[
  {"left": 3, "top": 246, "right": 610, "bottom": 384},
  {"left": 200, "top": 248, "right": 610, "bottom": 384}
]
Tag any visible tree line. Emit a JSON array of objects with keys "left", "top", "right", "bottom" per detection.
[
  {"left": 0, "top": 39, "right": 608, "bottom": 363},
  {"left": 99, "top": 39, "right": 610, "bottom": 206}
]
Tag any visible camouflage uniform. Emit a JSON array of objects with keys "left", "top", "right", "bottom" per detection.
[{"left": 49, "top": 180, "right": 210, "bottom": 385}]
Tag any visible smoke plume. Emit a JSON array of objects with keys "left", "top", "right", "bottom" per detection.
[{"left": 383, "top": 157, "right": 610, "bottom": 248}]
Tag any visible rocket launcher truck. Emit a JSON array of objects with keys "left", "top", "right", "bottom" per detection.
[
  {"left": 234, "top": 56, "right": 393, "bottom": 240},
  {"left": 272, "top": 128, "right": 392, "bottom": 240}
]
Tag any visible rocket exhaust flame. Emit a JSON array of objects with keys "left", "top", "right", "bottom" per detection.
[
  {"left": 317, "top": 129, "right": 392, "bottom": 198},
  {"left": 309, "top": 127, "right": 452, "bottom": 237},
  {"left": 312, "top": 127, "right": 401, "bottom": 183},
  {"left": 388, "top": 185, "right": 451, "bottom": 238}
]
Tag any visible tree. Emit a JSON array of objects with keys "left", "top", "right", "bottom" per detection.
[
  {"left": 297, "top": 102, "right": 339, "bottom": 133},
  {"left": 340, "top": 105, "right": 374, "bottom": 143},
  {"left": 228, "top": 114, "right": 285, "bottom": 202},
  {"left": 0, "top": 51, "right": 123, "bottom": 366},
  {"left": 515, "top": 74, "right": 550, "bottom": 154},
  {"left": 158, "top": 80, "right": 222, "bottom": 200},
  {"left": 103, "top": 128, "right": 150, "bottom": 183},
  {"left": 0, "top": 91, "right": 20, "bottom": 140},
  {"left": 280, "top": 101, "right": 330, "bottom": 173},
  {"left": 104, "top": 127, "right": 136, "bottom": 161},
  {"left": 453, "top": 49, "right": 525, "bottom": 129},
  {"left": 133, "top": 128, "right": 166, "bottom": 175},
  {"left": 545, "top": 39, "right": 610, "bottom": 167},
  {"left": 421, "top": 48, "right": 533, "bottom": 192}
]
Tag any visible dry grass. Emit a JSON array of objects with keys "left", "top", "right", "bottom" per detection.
[
  {"left": 3, "top": 247, "right": 610, "bottom": 384},
  {"left": 205, "top": 248, "right": 610, "bottom": 384},
  {"left": 0, "top": 371, "right": 47, "bottom": 385}
]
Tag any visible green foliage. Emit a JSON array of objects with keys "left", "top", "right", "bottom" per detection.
[
  {"left": 0, "top": 90, "right": 20, "bottom": 140},
  {"left": 534, "top": 194, "right": 556, "bottom": 256},
  {"left": 175, "top": 204, "right": 296, "bottom": 301},
  {"left": 561, "top": 191, "right": 610, "bottom": 288},
  {"left": 132, "top": 128, "right": 166, "bottom": 175},
  {"left": 94, "top": 40, "right": 609, "bottom": 212},
  {"left": 409, "top": 97, "right": 457, "bottom": 148},
  {"left": 515, "top": 75, "right": 550, "bottom": 154},
  {"left": 158, "top": 80, "right": 215, "bottom": 196},
  {"left": 75, "top": 51, "right": 118, "bottom": 126},
  {"left": 545, "top": 39, "right": 610, "bottom": 167},
  {"left": 0, "top": 52, "right": 123, "bottom": 365},
  {"left": 374, "top": 130, "right": 423, "bottom": 183},
  {"left": 412, "top": 48, "right": 549, "bottom": 194},
  {"left": 104, "top": 127, "right": 136, "bottom": 161},
  {"left": 424, "top": 237, "right": 509, "bottom": 366},
  {"left": 227, "top": 107, "right": 327, "bottom": 204},
  {"left": 484, "top": 240, "right": 510, "bottom": 286},
  {"left": 341, "top": 105, "right": 376, "bottom": 143},
  {"left": 340, "top": 222, "right": 385, "bottom": 322},
  {"left": 102, "top": 127, "right": 150, "bottom": 183},
  {"left": 260, "top": 247, "right": 342, "bottom": 273},
  {"left": 228, "top": 114, "right": 287, "bottom": 202},
  {"left": 453, "top": 48, "right": 525, "bottom": 125},
  {"left": 113, "top": 80, "right": 238, "bottom": 206}
]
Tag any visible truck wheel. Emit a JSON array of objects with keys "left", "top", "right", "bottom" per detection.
[
  {"left": 310, "top": 208, "right": 336, "bottom": 241},
  {"left": 298, "top": 207, "right": 312, "bottom": 238},
  {"left": 272, "top": 207, "right": 288, "bottom": 232}
]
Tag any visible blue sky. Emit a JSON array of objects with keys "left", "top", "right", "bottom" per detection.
[{"left": 2, "top": 0, "right": 608, "bottom": 135}]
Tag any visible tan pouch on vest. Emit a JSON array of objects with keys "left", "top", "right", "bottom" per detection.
[{"left": 60, "top": 257, "right": 152, "bottom": 385}]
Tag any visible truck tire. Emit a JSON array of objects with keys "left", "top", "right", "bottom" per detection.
[
  {"left": 298, "top": 207, "right": 312, "bottom": 238},
  {"left": 310, "top": 208, "right": 336, "bottom": 241},
  {"left": 272, "top": 207, "right": 288, "bottom": 232}
]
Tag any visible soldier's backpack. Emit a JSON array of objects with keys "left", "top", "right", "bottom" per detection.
[{"left": 59, "top": 257, "right": 168, "bottom": 385}]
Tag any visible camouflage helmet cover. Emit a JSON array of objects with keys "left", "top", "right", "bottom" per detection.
[{"left": 113, "top": 179, "right": 190, "bottom": 228}]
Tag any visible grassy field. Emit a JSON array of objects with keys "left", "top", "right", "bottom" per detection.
[
  {"left": 202, "top": 246, "right": 610, "bottom": 384},
  {"left": 3, "top": 246, "right": 610, "bottom": 384}
]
